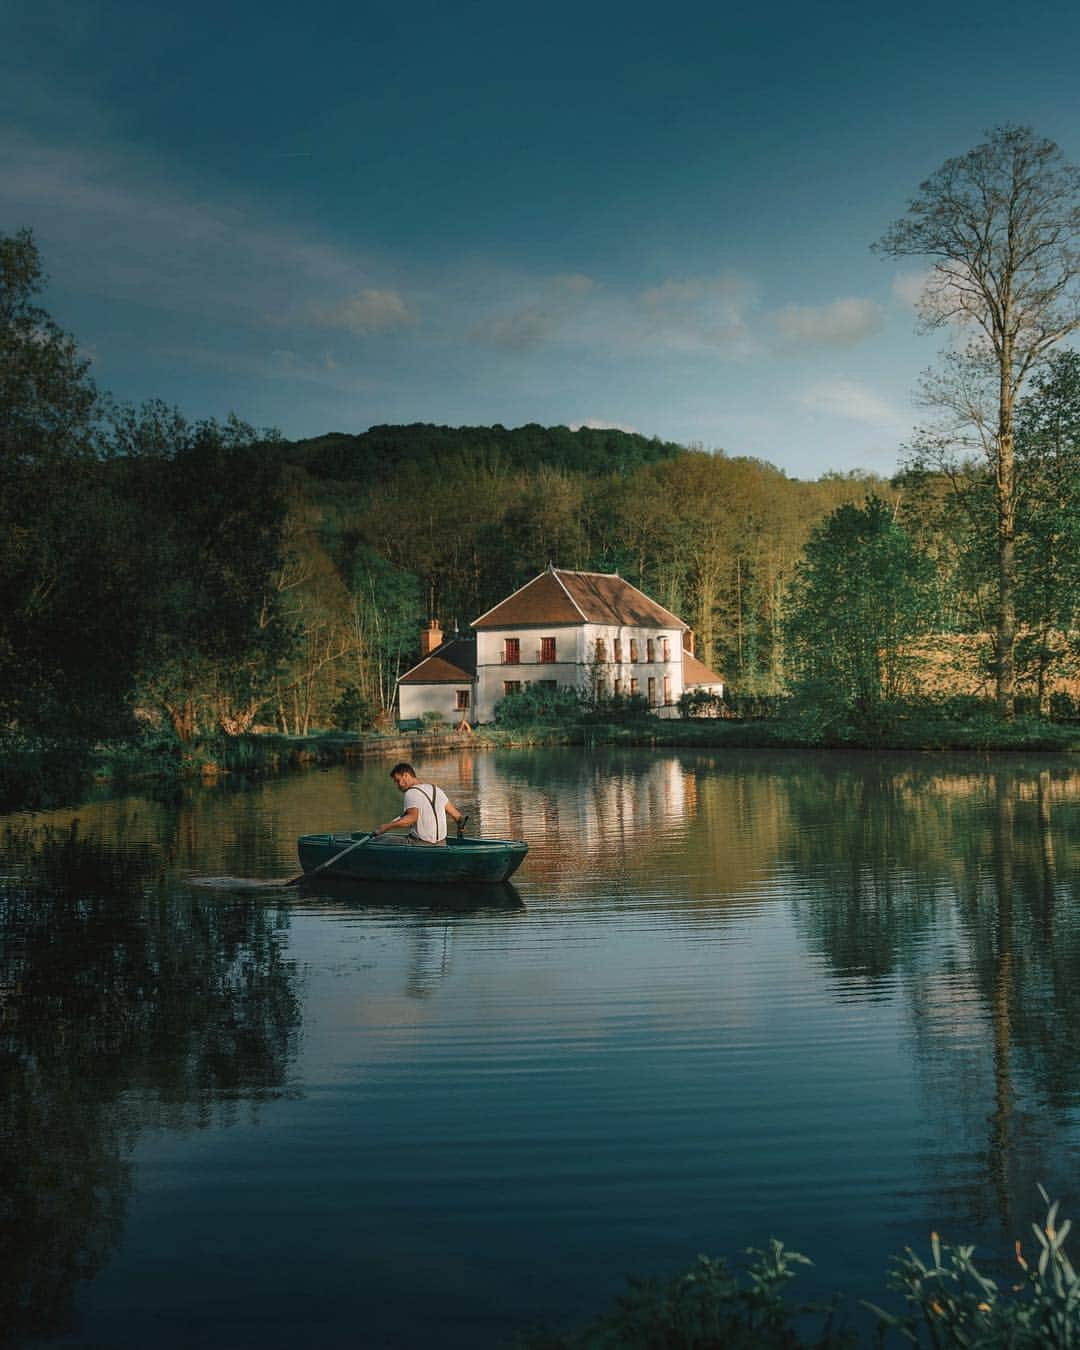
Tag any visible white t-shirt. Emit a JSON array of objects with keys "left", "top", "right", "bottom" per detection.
[{"left": 403, "top": 782, "right": 449, "bottom": 842}]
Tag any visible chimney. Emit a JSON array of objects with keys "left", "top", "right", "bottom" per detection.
[{"left": 420, "top": 620, "right": 444, "bottom": 656}]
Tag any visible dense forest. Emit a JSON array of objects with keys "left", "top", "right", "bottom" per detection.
[{"left": 4, "top": 224, "right": 1080, "bottom": 779}]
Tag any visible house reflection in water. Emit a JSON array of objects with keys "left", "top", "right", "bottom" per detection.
[{"left": 467, "top": 752, "right": 694, "bottom": 884}]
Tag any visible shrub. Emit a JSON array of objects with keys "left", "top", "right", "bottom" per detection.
[
  {"left": 496, "top": 686, "right": 584, "bottom": 726},
  {"left": 331, "top": 683, "right": 375, "bottom": 731}
]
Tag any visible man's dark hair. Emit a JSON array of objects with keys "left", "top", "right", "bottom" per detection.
[{"left": 390, "top": 762, "right": 415, "bottom": 778}]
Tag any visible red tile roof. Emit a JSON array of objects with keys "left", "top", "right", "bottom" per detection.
[
  {"left": 682, "top": 648, "right": 724, "bottom": 686},
  {"left": 398, "top": 638, "right": 476, "bottom": 684},
  {"left": 473, "top": 568, "right": 686, "bottom": 630}
]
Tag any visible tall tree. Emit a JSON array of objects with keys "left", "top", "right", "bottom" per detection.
[
  {"left": 876, "top": 126, "right": 1080, "bottom": 716},
  {"left": 1012, "top": 351, "right": 1080, "bottom": 709},
  {"left": 0, "top": 228, "right": 136, "bottom": 738},
  {"left": 786, "top": 496, "right": 932, "bottom": 728}
]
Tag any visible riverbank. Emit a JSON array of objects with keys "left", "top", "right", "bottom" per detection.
[{"left": 4, "top": 709, "right": 1080, "bottom": 814}]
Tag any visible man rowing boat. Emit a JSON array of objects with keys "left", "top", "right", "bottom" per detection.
[{"left": 370, "top": 762, "right": 466, "bottom": 847}]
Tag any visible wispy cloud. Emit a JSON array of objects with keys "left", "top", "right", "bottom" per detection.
[
  {"left": 773, "top": 296, "right": 884, "bottom": 348},
  {"left": 637, "top": 274, "right": 758, "bottom": 354},
  {"left": 470, "top": 304, "right": 561, "bottom": 351},
  {"left": 799, "top": 378, "right": 899, "bottom": 425},
  {"left": 0, "top": 131, "right": 394, "bottom": 331},
  {"left": 309, "top": 288, "right": 413, "bottom": 335}
]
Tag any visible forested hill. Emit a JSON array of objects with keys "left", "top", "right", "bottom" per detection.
[{"left": 282, "top": 422, "right": 687, "bottom": 481}]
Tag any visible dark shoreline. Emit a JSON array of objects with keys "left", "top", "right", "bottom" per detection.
[{"left": 4, "top": 712, "right": 1080, "bottom": 816}]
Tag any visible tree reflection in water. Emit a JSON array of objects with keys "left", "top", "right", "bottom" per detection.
[
  {"left": 782, "top": 756, "right": 1080, "bottom": 1246},
  {"left": 0, "top": 820, "right": 301, "bottom": 1339}
]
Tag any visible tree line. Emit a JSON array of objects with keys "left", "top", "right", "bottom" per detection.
[{"left": 3, "top": 125, "right": 1080, "bottom": 759}]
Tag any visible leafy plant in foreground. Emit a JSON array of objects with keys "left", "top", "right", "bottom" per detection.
[{"left": 869, "top": 1189, "right": 1080, "bottom": 1347}]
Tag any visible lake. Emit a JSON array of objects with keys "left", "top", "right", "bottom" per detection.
[{"left": 3, "top": 746, "right": 1080, "bottom": 1347}]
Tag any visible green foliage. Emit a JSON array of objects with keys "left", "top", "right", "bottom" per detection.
[
  {"left": 519, "top": 1198, "right": 1080, "bottom": 1350},
  {"left": 114, "top": 404, "right": 294, "bottom": 739},
  {"left": 581, "top": 692, "right": 652, "bottom": 723},
  {"left": 496, "top": 685, "right": 585, "bottom": 726},
  {"left": 677, "top": 688, "right": 726, "bottom": 718},
  {"left": 330, "top": 683, "right": 375, "bottom": 731},
  {"left": 869, "top": 1192, "right": 1080, "bottom": 1348},
  {"left": 786, "top": 497, "right": 933, "bottom": 728},
  {"left": 291, "top": 421, "right": 684, "bottom": 483},
  {"left": 516, "top": 1241, "right": 854, "bottom": 1349},
  {"left": 0, "top": 228, "right": 135, "bottom": 739}
]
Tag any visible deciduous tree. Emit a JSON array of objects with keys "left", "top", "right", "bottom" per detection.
[{"left": 876, "top": 126, "right": 1080, "bottom": 716}]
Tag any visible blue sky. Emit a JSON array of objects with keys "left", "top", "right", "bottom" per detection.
[{"left": 4, "top": 0, "right": 1079, "bottom": 477}]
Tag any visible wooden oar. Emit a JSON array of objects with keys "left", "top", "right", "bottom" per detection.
[{"left": 284, "top": 832, "right": 375, "bottom": 887}]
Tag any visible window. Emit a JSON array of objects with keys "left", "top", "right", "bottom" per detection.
[
  {"left": 630, "top": 676, "right": 639, "bottom": 695},
  {"left": 663, "top": 675, "right": 672, "bottom": 705},
  {"left": 503, "top": 637, "right": 520, "bottom": 665},
  {"left": 540, "top": 636, "right": 557, "bottom": 663},
  {"left": 614, "top": 677, "right": 623, "bottom": 695},
  {"left": 614, "top": 638, "right": 623, "bottom": 663},
  {"left": 648, "top": 676, "right": 657, "bottom": 705},
  {"left": 661, "top": 637, "right": 671, "bottom": 662},
  {"left": 647, "top": 638, "right": 655, "bottom": 662},
  {"left": 594, "top": 638, "right": 606, "bottom": 662},
  {"left": 630, "top": 638, "right": 639, "bottom": 663},
  {"left": 456, "top": 689, "right": 470, "bottom": 710},
  {"left": 503, "top": 680, "right": 521, "bottom": 696}
]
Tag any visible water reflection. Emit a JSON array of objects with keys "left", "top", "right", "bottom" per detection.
[
  {"left": 0, "top": 820, "right": 301, "bottom": 1341},
  {"left": 774, "top": 755, "right": 1080, "bottom": 1242},
  {"left": 4, "top": 752, "right": 1080, "bottom": 1347},
  {"left": 446, "top": 748, "right": 1080, "bottom": 1242},
  {"left": 294, "top": 877, "right": 524, "bottom": 997}
]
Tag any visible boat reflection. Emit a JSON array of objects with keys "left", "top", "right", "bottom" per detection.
[{"left": 291, "top": 873, "right": 525, "bottom": 913}]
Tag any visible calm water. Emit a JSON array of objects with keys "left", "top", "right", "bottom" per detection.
[{"left": 3, "top": 747, "right": 1080, "bottom": 1347}]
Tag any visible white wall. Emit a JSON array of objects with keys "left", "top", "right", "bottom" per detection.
[
  {"left": 398, "top": 683, "right": 473, "bottom": 724},
  {"left": 474, "top": 623, "right": 686, "bottom": 722}
]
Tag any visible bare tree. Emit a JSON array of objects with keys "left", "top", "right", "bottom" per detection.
[{"left": 876, "top": 126, "right": 1080, "bottom": 716}]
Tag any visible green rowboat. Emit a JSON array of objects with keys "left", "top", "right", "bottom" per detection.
[{"left": 296, "top": 832, "right": 528, "bottom": 885}]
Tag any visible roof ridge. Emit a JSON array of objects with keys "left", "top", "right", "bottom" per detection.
[
  {"left": 471, "top": 571, "right": 550, "bottom": 627},
  {"left": 551, "top": 568, "right": 589, "bottom": 621}
]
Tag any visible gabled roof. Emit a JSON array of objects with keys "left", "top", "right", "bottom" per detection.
[
  {"left": 472, "top": 567, "right": 686, "bottom": 631},
  {"left": 398, "top": 637, "right": 477, "bottom": 685},
  {"left": 682, "top": 648, "right": 724, "bottom": 687}
]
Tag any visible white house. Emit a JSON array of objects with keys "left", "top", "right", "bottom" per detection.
[
  {"left": 397, "top": 622, "right": 476, "bottom": 724},
  {"left": 396, "top": 567, "right": 724, "bottom": 724}
]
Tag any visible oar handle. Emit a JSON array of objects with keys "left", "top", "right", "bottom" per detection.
[{"left": 284, "top": 832, "right": 374, "bottom": 886}]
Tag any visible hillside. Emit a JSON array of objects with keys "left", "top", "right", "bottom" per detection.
[{"left": 283, "top": 422, "right": 687, "bottom": 481}]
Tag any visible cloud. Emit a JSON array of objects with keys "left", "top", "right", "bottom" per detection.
[
  {"left": 566, "top": 418, "right": 639, "bottom": 434},
  {"left": 774, "top": 296, "right": 884, "bottom": 348},
  {"left": 799, "top": 379, "right": 899, "bottom": 426},
  {"left": 891, "top": 272, "right": 929, "bottom": 308},
  {"left": 470, "top": 304, "right": 560, "bottom": 351},
  {"left": 0, "top": 130, "right": 397, "bottom": 334},
  {"left": 636, "top": 274, "right": 758, "bottom": 354},
  {"left": 309, "top": 288, "right": 412, "bottom": 335}
]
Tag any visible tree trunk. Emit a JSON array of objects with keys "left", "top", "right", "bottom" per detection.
[{"left": 995, "top": 370, "right": 1017, "bottom": 719}]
